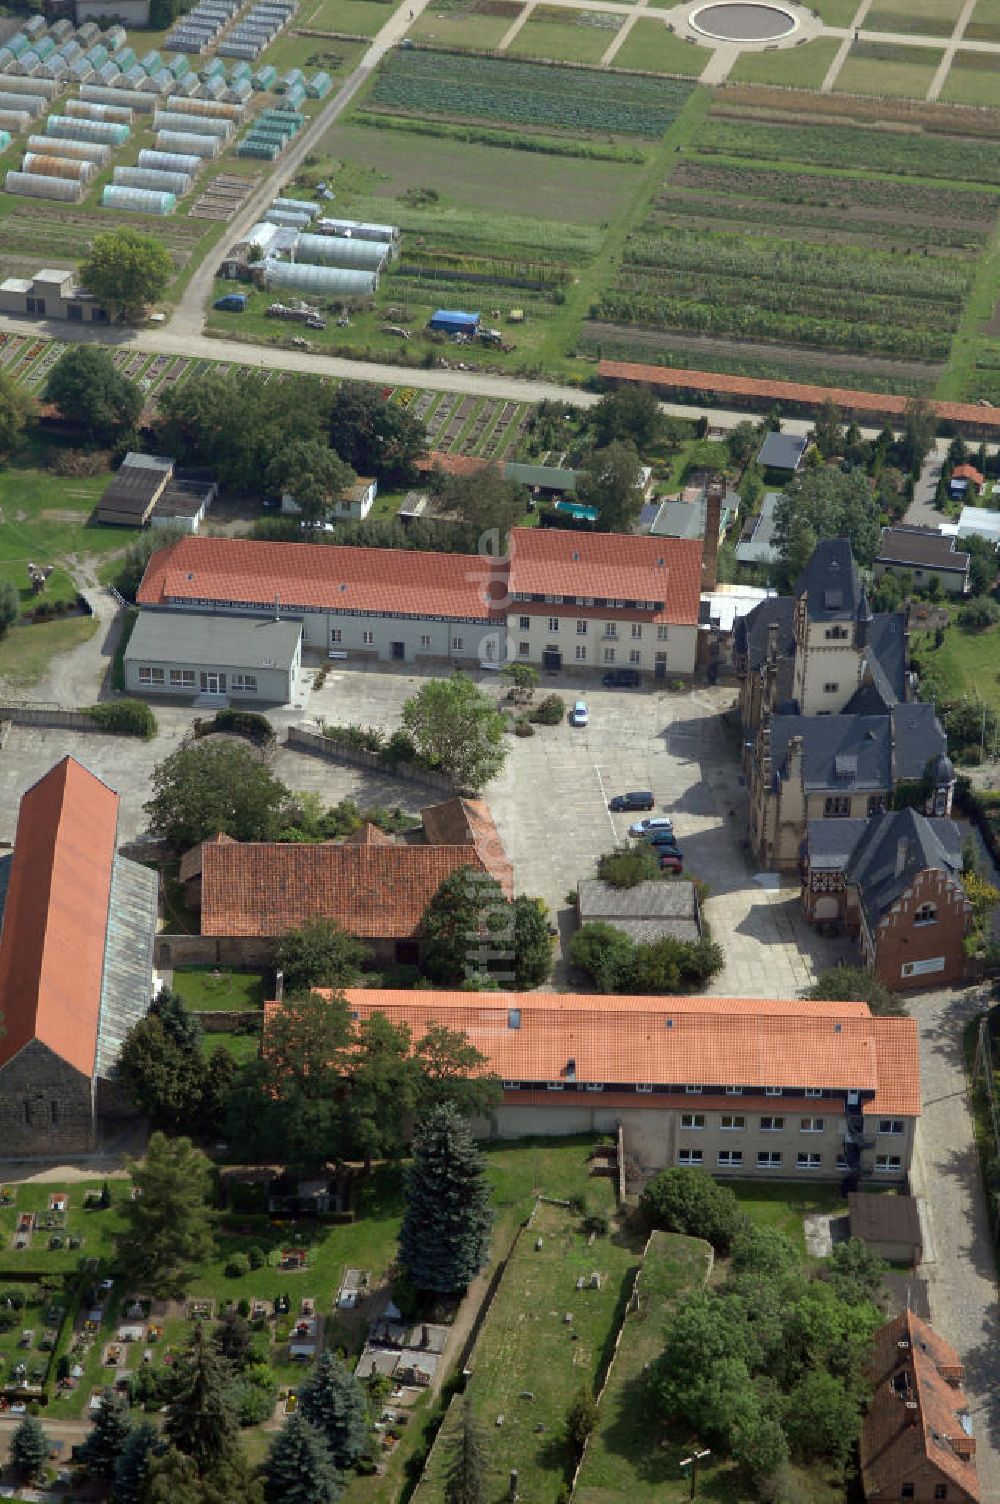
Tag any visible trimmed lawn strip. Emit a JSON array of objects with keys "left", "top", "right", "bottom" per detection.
[
  {"left": 940, "top": 51, "right": 1000, "bottom": 106},
  {"left": 731, "top": 1181, "right": 849, "bottom": 1255},
  {"left": 833, "top": 40, "right": 944, "bottom": 95},
  {"left": 810, "top": 0, "right": 863, "bottom": 22},
  {"left": 865, "top": 0, "right": 963, "bottom": 34},
  {"left": 612, "top": 19, "right": 710, "bottom": 76},
  {"left": 199, "top": 1030, "right": 263, "bottom": 1064},
  {"left": 507, "top": 14, "right": 621, "bottom": 63},
  {"left": 172, "top": 967, "right": 266, "bottom": 1012},
  {"left": 910, "top": 621, "right": 1000, "bottom": 714},
  {"left": 966, "top": 0, "right": 1000, "bottom": 37},
  {"left": 729, "top": 36, "right": 841, "bottom": 86},
  {"left": 409, "top": 5, "right": 521, "bottom": 46}
]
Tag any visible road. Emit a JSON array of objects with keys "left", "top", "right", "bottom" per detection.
[{"left": 905, "top": 449, "right": 946, "bottom": 528}]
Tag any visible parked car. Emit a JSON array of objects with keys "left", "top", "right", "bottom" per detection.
[
  {"left": 214, "top": 293, "right": 247, "bottom": 312},
  {"left": 659, "top": 853, "right": 684, "bottom": 874},
  {"left": 644, "top": 829, "right": 681, "bottom": 851},
  {"left": 608, "top": 791, "right": 655, "bottom": 812},
  {"left": 602, "top": 669, "right": 642, "bottom": 689},
  {"left": 629, "top": 816, "right": 673, "bottom": 837},
  {"left": 569, "top": 699, "right": 589, "bottom": 727}
]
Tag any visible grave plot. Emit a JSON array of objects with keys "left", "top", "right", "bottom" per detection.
[{"left": 0, "top": 336, "right": 29, "bottom": 369}]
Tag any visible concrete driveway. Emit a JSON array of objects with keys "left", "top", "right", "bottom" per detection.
[{"left": 909, "top": 985, "right": 1000, "bottom": 1500}]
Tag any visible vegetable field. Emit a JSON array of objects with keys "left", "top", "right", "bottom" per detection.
[{"left": 366, "top": 48, "right": 694, "bottom": 135}]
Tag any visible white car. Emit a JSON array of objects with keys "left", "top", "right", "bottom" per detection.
[
  {"left": 629, "top": 816, "right": 673, "bottom": 837},
  {"left": 569, "top": 700, "right": 589, "bottom": 727}
]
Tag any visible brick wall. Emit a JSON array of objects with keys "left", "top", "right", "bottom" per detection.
[{"left": 873, "top": 869, "right": 970, "bottom": 992}]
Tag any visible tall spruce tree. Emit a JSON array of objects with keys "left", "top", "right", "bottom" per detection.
[
  {"left": 81, "top": 1388, "right": 132, "bottom": 1476},
  {"left": 398, "top": 1103, "right": 493, "bottom": 1295},
  {"left": 298, "top": 1350, "right": 369, "bottom": 1469},
  {"left": 265, "top": 1412, "right": 341, "bottom": 1504},
  {"left": 444, "top": 1398, "right": 489, "bottom": 1504},
  {"left": 112, "top": 1419, "right": 159, "bottom": 1504},
  {"left": 10, "top": 1414, "right": 49, "bottom": 1479},
  {"left": 164, "top": 1324, "right": 239, "bottom": 1474}
]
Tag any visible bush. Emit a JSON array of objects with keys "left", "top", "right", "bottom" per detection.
[
  {"left": 515, "top": 719, "right": 535, "bottom": 737},
  {"left": 596, "top": 845, "right": 662, "bottom": 887},
  {"left": 640, "top": 1168, "right": 746, "bottom": 1253},
  {"left": 957, "top": 597, "right": 1000, "bottom": 631},
  {"left": 528, "top": 693, "right": 565, "bottom": 726},
  {"left": 210, "top": 709, "right": 275, "bottom": 747},
  {"left": 85, "top": 700, "right": 157, "bottom": 739},
  {"left": 381, "top": 729, "right": 419, "bottom": 767},
  {"left": 225, "top": 1253, "right": 251, "bottom": 1278},
  {"left": 229, "top": 1375, "right": 277, "bottom": 1426},
  {"left": 323, "top": 723, "right": 384, "bottom": 752},
  {"left": 247, "top": 1246, "right": 266, "bottom": 1270}
]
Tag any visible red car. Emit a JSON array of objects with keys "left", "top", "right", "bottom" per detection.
[{"left": 659, "top": 853, "right": 683, "bottom": 875}]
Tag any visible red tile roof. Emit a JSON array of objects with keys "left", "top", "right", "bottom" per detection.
[
  {"left": 862, "top": 1310, "right": 979, "bottom": 1502},
  {"left": 420, "top": 797, "right": 513, "bottom": 896},
  {"left": 312, "top": 992, "right": 921, "bottom": 1102},
  {"left": 508, "top": 527, "right": 702, "bottom": 626},
  {"left": 200, "top": 844, "right": 488, "bottom": 939},
  {"left": 952, "top": 463, "right": 984, "bottom": 486},
  {"left": 870, "top": 1017, "right": 922, "bottom": 1118},
  {"left": 344, "top": 822, "right": 394, "bottom": 846},
  {"left": 137, "top": 536, "right": 505, "bottom": 621},
  {"left": 598, "top": 360, "right": 1000, "bottom": 431},
  {"left": 0, "top": 758, "right": 118, "bottom": 1076},
  {"left": 179, "top": 831, "right": 235, "bottom": 884}
]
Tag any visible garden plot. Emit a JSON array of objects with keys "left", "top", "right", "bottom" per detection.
[
  {"left": 940, "top": 49, "right": 1000, "bottom": 105},
  {"left": 833, "top": 40, "right": 944, "bottom": 98},
  {"left": 0, "top": 336, "right": 29, "bottom": 369},
  {"left": 409, "top": 0, "right": 524, "bottom": 50},
  {"left": 507, "top": 6, "right": 624, "bottom": 64}
]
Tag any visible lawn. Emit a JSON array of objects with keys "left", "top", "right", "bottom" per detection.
[
  {"left": 940, "top": 49, "right": 1000, "bottom": 105},
  {"left": 413, "top": 1190, "right": 639, "bottom": 1504},
  {"left": 199, "top": 1030, "right": 263, "bottom": 1065},
  {"left": 915, "top": 620, "right": 1000, "bottom": 718},
  {"left": 865, "top": 0, "right": 963, "bottom": 34},
  {"left": 729, "top": 36, "right": 841, "bottom": 86},
  {"left": 612, "top": 20, "right": 710, "bottom": 77},
  {"left": 0, "top": 615, "right": 97, "bottom": 691},
  {"left": 507, "top": 8, "right": 622, "bottom": 63},
  {"left": 965, "top": 0, "right": 1000, "bottom": 38},
  {"left": 409, "top": 0, "right": 523, "bottom": 49},
  {"left": 172, "top": 967, "right": 266, "bottom": 1012},
  {"left": 0, "top": 460, "right": 132, "bottom": 566},
  {"left": 810, "top": 0, "right": 862, "bottom": 21},
  {"left": 300, "top": 0, "right": 401, "bottom": 34},
  {"left": 0, "top": 1180, "right": 128, "bottom": 1277},
  {"left": 573, "top": 1232, "right": 731, "bottom": 1504},
  {"left": 730, "top": 1181, "right": 848, "bottom": 1256},
  {"left": 833, "top": 39, "right": 943, "bottom": 95}
]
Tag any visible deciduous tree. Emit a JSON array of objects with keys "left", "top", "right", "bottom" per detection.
[
  {"left": 575, "top": 440, "right": 645, "bottom": 532},
  {"left": 265, "top": 1413, "right": 341, "bottom": 1504},
  {"left": 640, "top": 1168, "right": 746, "bottom": 1252},
  {"left": 117, "top": 1132, "right": 215, "bottom": 1297},
  {"left": 298, "top": 1350, "right": 370, "bottom": 1469},
  {"left": 81, "top": 227, "right": 172, "bottom": 319},
  {"left": 329, "top": 380, "right": 427, "bottom": 481},
  {"left": 806, "top": 966, "right": 904, "bottom": 1017},
  {"left": 398, "top": 1103, "right": 493, "bottom": 1294},
  {"left": 275, "top": 919, "right": 370, "bottom": 991},
  {"left": 44, "top": 345, "right": 142, "bottom": 445},
  {"left": 0, "top": 580, "right": 19, "bottom": 639},
  {"left": 430, "top": 462, "right": 525, "bottom": 550},
  {"left": 775, "top": 467, "right": 881, "bottom": 574},
  {"left": 144, "top": 739, "right": 292, "bottom": 851},
  {"left": 0, "top": 368, "right": 31, "bottom": 462},
  {"left": 265, "top": 438, "right": 356, "bottom": 527},
  {"left": 414, "top": 1023, "right": 501, "bottom": 1119},
  {"left": 590, "top": 385, "right": 662, "bottom": 453},
  {"left": 419, "top": 867, "right": 549, "bottom": 988},
  {"left": 402, "top": 674, "right": 507, "bottom": 792}
]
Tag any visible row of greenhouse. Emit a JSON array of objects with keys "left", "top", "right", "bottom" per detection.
[
  {"left": 219, "top": 203, "right": 401, "bottom": 298},
  {"left": 218, "top": 0, "right": 298, "bottom": 60}
]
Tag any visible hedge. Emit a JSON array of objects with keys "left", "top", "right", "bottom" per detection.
[{"left": 85, "top": 700, "right": 157, "bottom": 739}]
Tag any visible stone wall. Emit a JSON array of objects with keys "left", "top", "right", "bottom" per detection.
[{"left": 0, "top": 1040, "right": 95, "bottom": 1156}]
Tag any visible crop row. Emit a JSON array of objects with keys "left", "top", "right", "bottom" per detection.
[
  {"left": 622, "top": 227, "right": 970, "bottom": 302},
  {"left": 691, "top": 118, "right": 1000, "bottom": 185},
  {"left": 370, "top": 50, "right": 691, "bottom": 134},
  {"left": 715, "top": 85, "right": 1000, "bottom": 140},
  {"left": 648, "top": 196, "right": 987, "bottom": 253},
  {"left": 613, "top": 267, "right": 958, "bottom": 333},
  {"left": 665, "top": 161, "right": 1000, "bottom": 226},
  {"left": 595, "top": 291, "right": 951, "bottom": 360}
]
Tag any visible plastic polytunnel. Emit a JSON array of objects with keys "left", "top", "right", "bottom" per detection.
[
  {"left": 272, "top": 196, "right": 319, "bottom": 217},
  {"left": 0, "top": 111, "right": 31, "bottom": 134},
  {"left": 153, "top": 109, "right": 232, "bottom": 136},
  {"left": 23, "top": 154, "right": 98, "bottom": 182},
  {"left": 46, "top": 114, "right": 130, "bottom": 144},
  {"left": 263, "top": 259, "right": 377, "bottom": 297},
  {"left": 5, "top": 169, "right": 84, "bottom": 201},
  {"left": 79, "top": 84, "right": 155, "bottom": 111},
  {"left": 154, "top": 130, "right": 220, "bottom": 157},
  {"left": 28, "top": 133, "right": 112, "bottom": 164},
  {"left": 102, "top": 184, "right": 176, "bottom": 214},
  {"left": 114, "top": 165, "right": 192, "bottom": 195},
  {"left": 316, "top": 217, "right": 399, "bottom": 243},
  {"left": 295, "top": 232, "right": 390, "bottom": 271}
]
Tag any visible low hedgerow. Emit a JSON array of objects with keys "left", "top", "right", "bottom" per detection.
[{"left": 85, "top": 700, "right": 157, "bottom": 739}]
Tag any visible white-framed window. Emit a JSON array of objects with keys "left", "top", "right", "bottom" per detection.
[
  {"left": 721, "top": 1115, "right": 745, "bottom": 1131},
  {"left": 875, "top": 1154, "right": 902, "bottom": 1173},
  {"left": 914, "top": 903, "right": 937, "bottom": 926},
  {"left": 760, "top": 1117, "right": 784, "bottom": 1132},
  {"left": 725, "top": 1086, "right": 743, "bottom": 1096},
  {"left": 548, "top": 617, "right": 559, "bottom": 632},
  {"left": 805, "top": 1088, "right": 824, "bottom": 1099},
  {"left": 231, "top": 673, "right": 257, "bottom": 693},
  {"left": 603, "top": 648, "right": 616, "bottom": 664},
  {"left": 878, "top": 1119, "right": 904, "bottom": 1136},
  {"left": 657, "top": 625, "right": 668, "bottom": 640},
  {"left": 576, "top": 620, "right": 587, "bottom": 635},
  {"left": 138, "top": 666, "right": 164, "bottom": 685},
  {"left": 717, "top": 1150, "right": 743, "bottom": 1168},
  {"left": 797, "top": 1153, "right": 822, "bottom": 1170},
  {"left": 585, "top": 1083, "right": 604, "bottom": 1094},
  {"left": 677, "top": 1149, "right": 703, "bottom": 1167},
  {"left": 519, "top": 642, "right": 530, "bottom": 657},
  {"left": 169, "top": 669, "right": 195, "bottom": 688},
  {"left": 836, "top": 1155, "right": 849, "bottom": 1172},
  {"left": 452, "top": 637, "right": 463, "bottom": 651},
  {"left": 757, "top": 1151, "right": 782, "bottom": 1169},
  {"left": 503, "top": 1080, "right": 520, "bottom": 1090},
  {"left": 636, "top": 1084, "right": 654, "bottom": 1094},
  {"left": 330, "top": 629, "right": 342, "bottom": 644},
  {"left": 680, "top": 1113, "right": 705, "bottom": 1129},
  {"left": 604, "top": 624, "right": 618, "bottom": 639},
  {"left": 629, "top": 649, "right": 641, "bottom": 665},
  {"left": 363, "top": 630, "right": 374, "bottom": 646},
  {"left": 685, "top": 1085, "right": 703, "bottom": 1095},
  {"left": 575, "top": 646, "right": 587, "bottom": 662},
  {"left": 420, "top": 634, "right": 432, "bottom": 649},
  {"left": 631, "top": 623, "right": 642, "bottom": 639},
  {"left": 546, "top": 1082, "right": 564, "bottom": 1092},
  {"left": 800, "top": 1118, "right": 824, "bottom": 1133},
  {"left": 519, "top": 616, "right": 530, "bottom": 630},
  {"left": 765, "top": 1087, "right": 783, "bottom": 1097}
]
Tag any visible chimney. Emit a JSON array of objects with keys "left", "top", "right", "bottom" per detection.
[
  {"left": 952, "top": 1433, "right": 975, "bottom": 1460},
  {"left": 895, "top": 838, "right": 908, "bottom": 878},
  {"left": 767, "top": 620, "right": 780, "bottom": 665},
  {"left": 702, "top": 478, "right": 723, "bottom": 592},
  {"left": 905, "top": 1402, "right": 919, "bottom": 1427}
]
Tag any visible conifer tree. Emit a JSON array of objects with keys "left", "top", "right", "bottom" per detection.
[
  {"left": 398, "top": 1103, "right": 493, "bottom": 1294},
  {"left": 265, "top": 1412, "right": 341, "bottom": 1504},
  {"left": 164, "top": 1324, "right": 238, "bottom": 1474},
  {"left": 299, "top": 1350, "right": 369, "bottom": 1470},
  {"left": 444, "top": 1398, "right": 489, "bottom": 1504},
  {"left": 10, "top": 1415, "right": 49, "bottom": 1479},
  {"left": 81, "top": 1388, "right": 132, "bottom": 1476},
  {"left": 112, "top": 1419, "right": 158, "bottom": 1504}
]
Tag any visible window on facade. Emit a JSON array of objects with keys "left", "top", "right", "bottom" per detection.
[
  {"left": 721, "top": 1115, "right": 745, "bottom": 1131},
  {"left": 331, "top": 629, "right": 342, "bottom": 643},
  {"left": 677, "top": 1149, "right": 703, "bottom": 1166},
  {"left": 824, "top": 797, "right": 852, "bottom": 817},
  {"left": 452, "top": 637, "right": 463, "bottom": 651},
  {"left": 805, "top": 1088, "right": 823, "bottom": 1098},
  {"left": 914, "top": 903, "right": 937, "bottom": 926},
  {"left": 364, "top": 631, "right": 375, "bottom": 646},
  {"left": 519, "top": 616, "right": 530, "bottom": 630},
  {"left": 868, "top": 796, "right": 885, "bottom": 817},
  {"left": 548, "top": 617, "right": 559, "bottom": 632},
  {"left": 800, "top": 1118, "right": 825, "bottom": 1133},
  {"left": 797, "top": 1153, "right": 822, "bottom": 1170},
  {"left": 169, "top": 670, "right": 195, "bottom": 688},
  {"left": 631, "top": 623, "right": 642, "bottom": 639},
  {"left": 138, "top": 666, "right": 165, "bottom": 685},
  {"left": 519, "top": 642, "right": 529, "bottom": 657},
  {"left": 685, "top": 1085, "right": 703, "bottom": 1095},
  {"left": 657, "top": 625, "right": 669, "bottom": 641},
  {"left": 680, "top": 1113, "right": 705, "bottom": 1129},
  {"left": 879, "top": 1119, "right": 904, "bottom": 1136},
  {"left": 604, "top": 624, "right": 618, "bottom": 639},
  {"left": 765, "top": 1087, "right": 783, "bottom": 1097},
  {"left": 22, "top": 1101, "right": 30, "bottom": 1126},
  {"left": 757, "top": 1151, "right": 782, "bottom": 1168},
  {"left": 51, "top": 1100, "right": 58, "bottom": 1126},
  {"left": 575, "top": 646, "right": 586, "bottom": 661},
  {"left": 901, "top": 1486, "right": 915, "bottom": 1500},
  {"left": 420, "top": 635, "right": 431, "bottom": 649},
  {"left": 546, "top": 1082, "right": 564, "bottom": 1092},
  {"left": 629, "top": 649, "right": 641, "bottom": 665},
  {"left": 636, "top": 1084, "right": 653, "bottom": 1094},
  {"left": 876, "top": 1154, "right": 902, "bottom": 1172},
  {"left": 576, "top": 620, "right": 587, "bottom": 635},
  {"left": 933, "top": 1487, "right": 948, "bottom": 1500},
  {"left": 725, "top": 1086, "right": 743, "bottom": 1096},
  {"left": 717, "top": 1151, "right": 743, "bottom": 1168},
  {"left": 760, "top": 1117, "right": 784, "bottom": 1132},
  {"left": 825, "top": 626, "right": 849, "bottom": 640},
  {"left": 604, "top": 648, "right": 616, "bottom": 664},
  {"left": 823, "top": 682, "right": 839, "bottom": 693},
  {"left": 585, "top": 1083, "right": 604, "bottom": 1093},
  {"left": 231, "top": 674, "right": 257, "bottom": 693}
]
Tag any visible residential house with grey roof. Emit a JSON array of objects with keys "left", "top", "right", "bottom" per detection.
[{"left": 802, "top": 806, "right": 970, "bottom": 989}]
